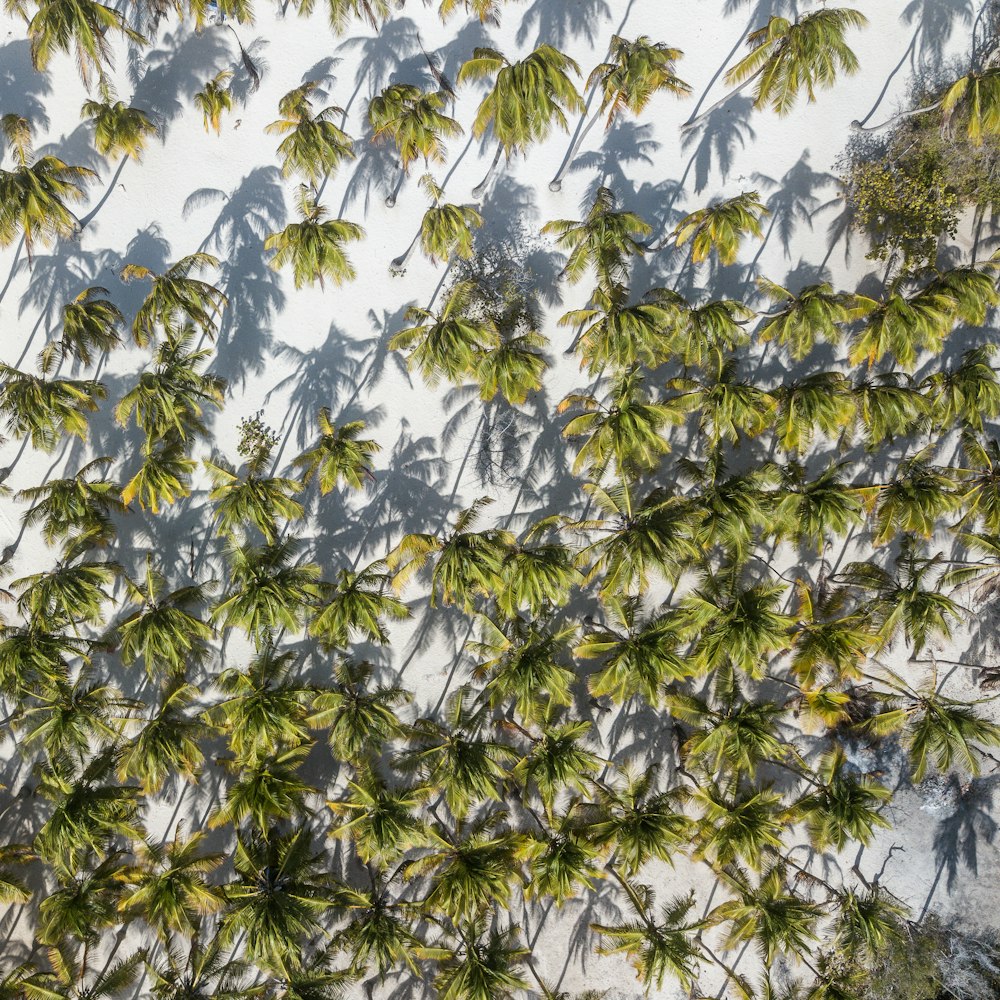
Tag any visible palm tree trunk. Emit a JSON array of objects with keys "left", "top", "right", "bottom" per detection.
[
  {"left": 79, "top": 156, "right": 129, "bottom": 230},
  {"left": 389, "top": 230, "right": 421, "bottom": 273},
  {"left": 680, "top": 68, "right": 762, "bottom": 132},
  {"left": 472, "top": 144, "right": 503, "bottom": 198},
  {"left": 851, "top": 100, "right": 941, "bottom": 134},
  {"left": 549, "top": 103, "right": 602, "bottom": 193}
]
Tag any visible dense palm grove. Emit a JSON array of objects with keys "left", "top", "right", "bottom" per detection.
[{"left": 2, "top": 0, "right": 1000, "bottom": 998}]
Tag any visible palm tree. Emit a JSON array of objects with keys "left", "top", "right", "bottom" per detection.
[
  {"left": 458, "top": 45, "right": 584, "bottom": 196},
  {"left": 211, "top": 539, "right": 321, "bottom": 648},
  {"left": 5, "top": 0, "right": 146, "bottom": 85},
  {"left": 869, "top": 462, "right": 958, "bottom": 547},
  {"left": 309, "top": 562, "right": 410, "bottom": 649},
  {"left": 412, "top": 174, "right": 484, "bottom": 266},
  {"left": 775, "top": 462, "right": 866, "bottom": 554},
  {"left": 292, "top": 410, "right": 380, "bottom": 494},
  {"left": 120, "top": 436, "right": 198, "bottom": 514},
  {"left": 941, "top": 66, "right": 1000, "bottom": 145},
  {"left": 0, "top": 622, "right": 89, "bottom": 700},
  {"left": 921, "top": 345, "right": 1000, "bottom": 433},
  {"left": 469, "top": 614, "right": 577, "bottom": 722},
  {"left": 204, "top": 456, "right": 304, "bottom": 545},
  {"left": 147, "top": 932, "right": 258, "bottom": 1000},
  {"left": 851, "top": 372, "right": 929, "bottom": 448},
  {"left": 120, "top": 827, "right": 224, "bottom": 942},
  {"left": 542, "top": 187, "right": 651, "bottom": 287},
  {"left": 395, "top": 688, "right": 515, "bottom": 817},
  {"left": 388, "top": 280, "right": 499, "bottom": 387},
  {"left": 116, "top": 678, "right": 206, "bottom": 793},
  {"left": 685, "top": 8, "right": 868, "bottom": 124},
  {"left": 0, "top": 364, "right": 105, "bottom": 452},
  {"left": 329, "top": 770, "right": 427, "bottom": 865},
  {"left": 691, "top": 784, "right": 785, "bottom": 870},
  {"left": 39, "top": 855, "right": 126, "bottom": 950},
  {"left": 40, "top": 287, "right": 124, "bottom": 372},
  {"left": 588, "top": 767, "right": 690, "bottom": 875},
  {"left": 0, "top": 120, "right": 94, "bottom": 262},
  {"left": 473, "top": 328, "right": 548, "bottom": 405},
  {"left": 265, "top": 185, "right": 364, "bottom": 289},
  {"left": 209, "top": 743, "right": 317, "bottom": 831},
  {"left": 116, "top": 559, "right": 214, "bottom": 677},
  {"left": 672, "top": 191, "right": 768, "bottom": 266},
  {"left": 576, "top": 596, "right": 690, "bottom": 704},
  {"left": 17, "top": 456, "right": 124, "bottom": 546},
  {"left": 221, "top": 829, "right": 335, "bottom": 974},
  {"left": 560, "top": 282, "right": 676, "bottom": 375},
  {"left": 512, "top": 714, "right": 601, "bottom": 814},
  {"left": 114, "top": 327, "right": 226, "bottom": 439},
  {"left": 438, "top": 0, "right": 505, "bottom": 23},
  {"left": 708, "top": 863, "right": 820, "bottom": 964},
  {"left": 13, "top": 547, "right": 119, "bottom": 626},
  {"left": 832, "top": 886, "right": 906, "bottom": 964},
  {"left": 524, "top": 810, "right": 603, "bottom": 905},
  {"left": 561, "top": 367, "right": 680, "bottom": 478},
  {"left": 592, "top": 886, "right": 704, "bottom": 993},
  {"left": 290, "top": 0, "right": 390, "bottom": 34},
  {"left": 550, "top": 34, "right": 691, "bottom": 190},
  {"left": 755, "top": 278, "right": 854, "bottom": 360},
  {"left": 81, "top": 96, "right": 156, "bottom": 161},
  {"left": 194, "top": 71, "right": 233, "bottom": 134},
  {"left": 309, "top": 659, "right": 409, "bottom": 763},
  {"left": 495, "top": 533, "right": 580, "bottom": 619},
  {"left": 772, "top": 371, "right": 856, "bottom": 456},
  {"left": 433, "top": 922, "right": 530, "bottom": 1000},
  {"left": 207, "top": 646, "right": 314, "bottom": 765},
  {"left": 369, "top": 85, "right": 462, "bottom": 205},
  {"left": 266, "top": 82, "right": 354, "bottom": 185},
  {"left": 25, "top": 945, "right": 142, "bottom": 1000},
  {"left": 791, "top": 748, "right": 891, "bottom": 852},
  {"left": 386, "top": 497, "right": 513, "bottom": 612},
  {"left": 121, "top": 255, "right": 227, "bottom": 346}
]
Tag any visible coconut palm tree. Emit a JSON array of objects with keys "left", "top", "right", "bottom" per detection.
[
  {"left": 708, "top": 863, "right": 820, "bottom": 964},
  {"left": 116, "top": 559, "right": 214, "bottom": 677},
  {"left": 17, "top": 456, "right": 124, "bottom": 546},
  {"left": 220, "top": 829, "right": 335, "bottom": 974},
  {"left": 941, "top": 66, "right": 1000, "bottom": 145},
  {"left": 26, "top": 944, "right": 142, "bottom": 1000},
  {"left": 756, "top": 278, "right": 854, "bottom": 360},
  {"left": 121, "top": 255, "right": 227, "bottom": 346},
  {"left": 705, "top": 8, "right": 868, "bottom": 119},
  {"left": 561, "top": 367, "right": 680, "bottom": 478},
  {"left": 206, "top": 646, "right": 315, "bottom": 765},
  {"left": 13, "top": 545, "right": 119, "bottom": 626},
  {"left": 39, "top": 287, "right": 124, "bottom": 373},
  {"left": 0, "top": 621, "right": 89, "bottom": 700},
  {"left": 576, "top": 596, "right": 690, "bottom": 704},
  {"left": 147, "top": 931, "right": 257, "bottom": 1000},
  {"left": 775, "top": 462, "right": 867, "bottom": 554},
  {"left": 114, "top": 327, "right": 226, "bottom": 439},
  {"left": 209, "top": 743, "right": 317, "bottom": 831},
  {"left": 5, "top": 0, "right": 146, "bottom": 85},
  {"left": 791, "top": 747, "right": 891, "bottom": 852},
  {"left": 473, "top": 328, "right": 548, "bottom": 405},
  {"left": 851, "top": 372, "right": 929, "bottom": 448},
  {"left": 458, "top": 45, "right": 584, "bottom": 195},
  {"left": 511, "top": 715, "right": 602, "bottom": 815},
  {"left": 0, "top": 364, "right": 105, "bottom": 452},
  {"left": 120, "top": 827, "right": 224, "bottom": 943},
  {"left": 266, "top": 82, "right": 354, "bottom": 185},
  {"left": 389, "top": 280, "right": 499, "bottom": 387},
  {"left": 369, "top": 85, "right": 462, "bottom": 205},
  {"left": 588, "top": 767, "right": 691, "bottom": 875},
  {"left": 869, "top": 461, "right": 958, "bottom": 546},
  {"left": 691, "top": 783, "right": 786, "bottom": 871},
  {"left": 309, "top": 658, "right": 410, "bottom": 764},
  {"left": 309, "top": 562, "right": 410, "bottom": 649},
  {"left": 194, "top": 71, "right": 234, "bottom": 135},
  {"left": 116, "top": 679, "right": 206, "bottom": 793},
  {"left": 290, "top": 0, "right": 390, "bottom": 34},
  {"left": 550, "top": 35, "right": 690, "bottom": 190},
  {"left": 81, "top": 96, "right": 156, "bottom": 161},
  {"left": 592, "top": 886, "right": 703, "bottom": 992},
  {"left": 560, "top": 282, "right": 676, "bottom": 375},
  {"left": 542, "top": 187, "right": 652, "bottom": 287},
  {"left": 438, "top": 0, "right": 505, "bottom": 23},
  {"left": 672, "top": 191, "right": 768, "bottom": 266},
  {"left": 292, "top": 410, "right": 380, "bottom": 494},
  {"left": 495, "top": 532, "right": 580, "bottom": 619},
  {"left": 211, "top": 539, "right": 321, "bottom": 648},
  {"left": 329, "top": 770, "right": 427, "bottom": 865},
  {"left": 39, "top": 855, "right": 126, "bottom": 951},
  {"left": 524, "top": 809, "right": 603, "bottom": 905},
  {"left": 394, "top": 688, "right": 516, "bottom": 817},
  {"left": 410, "top": 174, "right": 484, "bottom": 266},
  {"left": 921, "top": 345, "right": 1000, "bottom": 433},
  {"left": 469, "top": 614, "right": 577, "bottom": 723},
  {"left": 433, "top": 922, "right": 530, "bottom": 1000},
  {"left": 858, "top": 665, "right": 1000, "bottom": 782},
  {"left": 386, "top": 497, "right": 513, "bottom": 612},
  {"left": 832, "top": 886, "right": 906, "bottom": 964},
  {"left": 204, "top": 455, "right": 304, "bottom": 545},
  {"left": 772, "top": 371, "right": 856, "bottom": 456},
  {"left": 120, "top": 436, "right": 198, "bottom": 514},
  {"left": 265, "top": 185, "right": 364, "bottom": 289},
  {"left": 0, "top": 113, "right": 92, "bottom": 262}
]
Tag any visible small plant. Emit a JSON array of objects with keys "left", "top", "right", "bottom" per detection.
[{"left": 237, "top": 411, "right": 279, "bottom": 471}]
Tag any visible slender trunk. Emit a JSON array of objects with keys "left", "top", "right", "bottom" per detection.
[
  {"left": 680, "top": 69, "right": 761, "bottom": 131},
  {"left": 549, "top": 105, "right": 602, "bottom": 193},
  {"left": 851, "top": 100, "right": 941, "bottom": 134},
  {"left": 472, "top": 143, "right": 503, "bottom": 198},
  {"left": 389, "top": 230, "right": 421, "bottom": 273},
  {"left": 79, "top": 156, "right": 129, "bottom": 230}
]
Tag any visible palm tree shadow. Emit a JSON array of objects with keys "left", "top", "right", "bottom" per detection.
[
  {"left": 930, "top": 774, "right": 999, "bottom": 895},
  {"left": 681, "top": 94, "right": 756, "bottom": 195},
  {"left": 573, "top": 119, "right": 661, "bottom": 204},
  {"left": 0, "top": 40, "right": 51, "bottom": 128},
  {"left": 516, "top": 0, "right": 612, "bottom": 47},
  {"left": 336, "top": 16, "right": 422, "bottom": 119}
]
